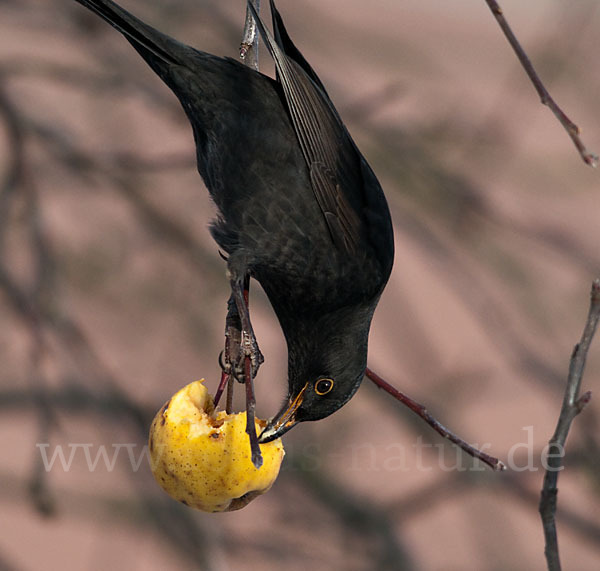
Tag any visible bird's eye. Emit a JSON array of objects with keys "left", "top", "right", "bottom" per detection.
[{"left": 314, "top": 378, "right": 334, "bottom": 395}]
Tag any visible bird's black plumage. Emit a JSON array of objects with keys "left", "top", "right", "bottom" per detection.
[{"left": 72, "top": 0, "right": 394, "bottom": 442}]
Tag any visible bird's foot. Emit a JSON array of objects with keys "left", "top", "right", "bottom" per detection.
[
  {"left": 215, "top": 348, "right": 263, "bottom": 469},
  {"left": 219, "top": 321, "right": 263, "bottom": 383},
  {"left": 224, "top": 273, "right": 264, "bottom": 381},
  {"left": 239, "top": 327, "right": 264, "bottom": 380},
  {"left": 217, "top": 326, "right": 263, "bottom": 468},
  {"left": 214, "top": 279, "right": 263, "bottom": 469}
]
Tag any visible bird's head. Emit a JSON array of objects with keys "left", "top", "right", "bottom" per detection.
[{"left": 258, "top": 306, "right": 372, "bottom": 443}]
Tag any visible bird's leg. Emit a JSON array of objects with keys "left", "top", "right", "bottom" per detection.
[
  {"left": 231, "top": 274, "right": 263, "bottom": 468},
  {"left": 214, "top": 294, "right": 243, "bottom": 411},
  {"left": 216, "top": 267, "right": 263, "bottom": 468},
  {"left": 215, "top": 272, "right": 263, "bottom": 406},
  {"left": 244, "top": 355, "right": 263, "bottom": 468},
  {"left": 213, "top": 368, "right": 235, "bottom": 413},
  {"left": 229, "top": 273, "right": 264, "bottom": 379}
]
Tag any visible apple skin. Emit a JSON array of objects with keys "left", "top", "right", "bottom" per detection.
[{"left": 149, "top": 380, "right": 285, "bottom": 512}]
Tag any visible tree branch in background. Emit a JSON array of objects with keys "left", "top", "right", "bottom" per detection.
[
  {"left": 484, "top": 0, "right": 598, "bottom": 167},
  {"left": 364, "top": 368, "right": 506, "bottom": 471},
  {"left": 540, "top": 279, "right": 600, "bottom": 571}
]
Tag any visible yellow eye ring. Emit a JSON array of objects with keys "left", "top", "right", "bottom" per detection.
[{"left": 314, "top": 378, "right": 334, "bottom": 395}]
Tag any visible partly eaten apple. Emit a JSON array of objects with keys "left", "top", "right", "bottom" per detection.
[{"left": 149, "top": 379, "right": 284, "bottom": 512}]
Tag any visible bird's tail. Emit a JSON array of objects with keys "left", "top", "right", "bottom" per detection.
[{"left": 73, "top": 0, "right": 189, "bottom": 67}]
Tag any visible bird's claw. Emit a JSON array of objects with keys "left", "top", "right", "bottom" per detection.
[
  {"left": 219, "top": 320, "right": 264, "bottom": 469},
  {"left": 241, "top": 329, "right": 264, "bottom": 379},
  {"left": 222, "top": 323, "right": 263, "bottom": 382}
]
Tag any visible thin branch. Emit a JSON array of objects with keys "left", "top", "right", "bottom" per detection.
[
  {"left": 364, "top": 368, "right": 506, "bottom": 471},
  {"left": 0, "top": 85, "right": 26, "bottom": 248},
  {"left": 240, "top": 0, "right": 261, "bottom": 70},
  {"left": 539, "top": 279, "right": 600, "bottom": 571},
  {"left": 500, "top": 473, "right": 600, "bottom": 554},
  {"left": 484, "top": 0, "right": 598, "bottom": 167}
]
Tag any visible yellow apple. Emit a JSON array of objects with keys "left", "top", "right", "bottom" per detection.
[{"left": 148, "top": 379, "right": 284, "bottom": 512}]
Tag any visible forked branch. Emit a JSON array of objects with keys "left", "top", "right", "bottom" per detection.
[{"left": 539, "top": 279, "right": 600, "bottom": 571}]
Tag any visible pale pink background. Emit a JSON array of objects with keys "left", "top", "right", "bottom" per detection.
[{"left": 1, "top": 0, "right": 599, "bottom": 569}]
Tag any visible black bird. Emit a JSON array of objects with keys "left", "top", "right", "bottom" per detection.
[{"left": 72, "top": 0, "right": 394, "bottom": 447}]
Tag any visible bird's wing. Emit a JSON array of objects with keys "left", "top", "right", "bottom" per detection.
[
  {"left": 269, "top": 0, "right": 328, "bottom": 95},
  {"left": 249, "top": 1, "right": 363, "bottom": 254}
]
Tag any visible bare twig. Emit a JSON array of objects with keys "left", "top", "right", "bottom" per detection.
[
  {"left": 0, "top": 86, "right": 25, "bottom": 248},
  {"left": 484, "top": 0, "right": 598, "bottom": 167},
  {"left": 539, "top": 279, "right": 600, "bottom": 571},
  {"left": 240, "top": 0, "right": 261, "bottom": 70},
  {"left": 499, "top": 472, "right": 600, "bottom": 553},
  {"left": 365, "top": 368, "right": 506, "bottom": 471}
]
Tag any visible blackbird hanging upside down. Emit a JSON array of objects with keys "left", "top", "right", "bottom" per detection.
[{"left": 73, "top": 0, "right": 394, "bottom": 461}]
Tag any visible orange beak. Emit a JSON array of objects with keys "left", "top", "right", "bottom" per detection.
[{"left": 258, "top": 383, "right": 308, "bottom": 443}]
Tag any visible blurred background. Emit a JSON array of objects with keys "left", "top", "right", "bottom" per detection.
[{"left": 1, "top": 0, "right": 599, "bottom": 569}]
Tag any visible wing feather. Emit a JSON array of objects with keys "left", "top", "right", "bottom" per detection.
[{"left": 248, "top": 1, "right": 362, "bottom": 254}]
